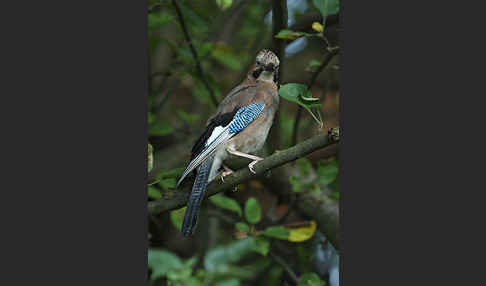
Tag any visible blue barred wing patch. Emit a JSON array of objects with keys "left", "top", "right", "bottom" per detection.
[{"left": 228, "top": 102, "right": 265, "bottom": 133}]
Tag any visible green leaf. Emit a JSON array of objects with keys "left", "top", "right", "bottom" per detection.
[
  {"left": 297, "top": 245, "right": 313, "bottom": 273},
  {"left": 216, "top": 0, "right": 233, "bottom": 11},
  {"left": 156, "top": 167, "right": 185, "bottom": 180},
  {"left": 198, "top": 42, "right": 214, "bottom": 58},
  {"left": 312, "top": 0, "right": 340, "bottom": 28},
  {"left": 177, "top": 110, "right": 200, "bottom": 124},
  {"left": 288, "top": 221, "right": 317, "bottom": 242},
  {"left": 251, "top": 236, "right": 270, "bottom": 256},
  {"left": 178, "top": 276, "right": 201, "bottom": 286},
  {"left": 279, "top": 83, "right": 323, "bottom": 128},
  {"left": 209, "top": 194, "right": 243, "bottom": 216},
  {"left": 204, "top": 237, "right": 257, "bottom": 271},
  {"left": 158, "top": 178, "right": 177, "bottom": 190},
  {"left": 177, "top": 1, "right": 209, "bottom": 35},
  {"left": 193, "top": 79, "right": 212, "bottom": 104},
  {"left": 148, "top": 13, "right": 174, "bottom": 31},
  {"left": 210, "top": 259, "right": 269, "bottom": 280},
  {"left": 279, "top": 83, "right": 313, "bottom": 103},
  {"left": 289, "top": 158, "right": 316, "bottom": 193},
  {"left": 211, "top": 46, "right": 242, "bottom": 71},
  {"left": 167, "top": 266, "right": 192, "bottom": 281},
  {"left": 327, "top": 0, "right": 340, "bottom": 16},
  {"left": 280, "top": 109, "right": 294, "bottom": 148},
  {"left": 317, "top": 159, "right": 339, "bottom": 186},
  {"left": 148, "top": 186, "right": 162, "bottom": 199},
  {"left": 148, "top": 249, "right": 197, "bottom": 283},
  {"left": 214, "top": 279, "right": 240, "bottom": 286},
  {"left": 290, "top": 175, "right": 303, "bottom": 193},
  {"left": 148, "top": 249, "right": 182, "bottom": 280},
  {"left": 298, "top": 272, "right": 325, "bottom": 286},
  {"left": 261, "top": 226, "right": 290, "bottom": 240},
  {"left": 235, "top": 222, "right": 249, "bottom": 233},
  {"left": 170, "top": 207, "right": 186, "bottom": 231},
  {"left": 312, "top": 0, "right": 326, "bottom": 22},
  {"left": 306, "top": 59, "right": 322, "bottom": 72},
  {"left": 148, "top": 143, "right": 154, "bottom": 173},
  {"left": 149, "top": 120, "right": 174, "bottom": 136},
  {"left": 148, "top": 111, "right": 155, "bottom": 124},
  {"left": 301, "top": 93, "right": 320, "bottom": 102},
  {"left": 330, "top": 192, "right": 339, "bottom": 200},
  {"left": 244, "top": 197, "right": 262, "bottom": 224},
  {"left": 177, "top": 42, "right": 214, "bottom": 64},
  {"left": 297, "top": 158, "right": 313, "bottom": 176},
  {"left": 275, "top": 29, "right": 313, "bottom": 40},
  {"left": 265, "top": 266, "right": 284, "bottom": 286}
]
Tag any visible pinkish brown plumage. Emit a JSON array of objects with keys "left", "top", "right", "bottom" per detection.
[{"left": 178, "top": 49, "right": 280, "bottom": 236}]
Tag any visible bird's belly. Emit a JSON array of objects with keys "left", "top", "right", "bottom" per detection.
[{"left": 229, "top": 113, "right": 273, "bottom": 154}]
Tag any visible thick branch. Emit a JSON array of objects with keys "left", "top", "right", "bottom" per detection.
[
  {"left": 148, "top": 128, "right": 340, "bottom": 215},
  {"left": 291, "top": 48, "right": 339, "bottom": 146},
  {"left": 172, "top": 0, "right": 219, "bottom": 107},
  {"left": 298, "top": 191, "right": 339, "bottom": 249}
]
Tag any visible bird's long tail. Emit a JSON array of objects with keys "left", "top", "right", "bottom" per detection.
[{"left": 181, "top": 155, "right": 214, "bottom": 236}]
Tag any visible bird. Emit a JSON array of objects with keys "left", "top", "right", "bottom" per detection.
[{"left": 176, "top": 49, "right": 281, "bottom": 236}]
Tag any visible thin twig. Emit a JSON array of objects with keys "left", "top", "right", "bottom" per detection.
[
  {"left": 269, "top": 251, "right": 299, "bottom": 284},
  {"left": 171, "top": 0, "right": 219, "bottom": 107},
  {"left": 291, "top": 48, "right": 339, "bottom": 146}
]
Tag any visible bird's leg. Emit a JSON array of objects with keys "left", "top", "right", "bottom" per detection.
[
  {"left": 220, "top": 164, "right": 238, "bottom": 192},
  {"left": 226, "top": 148, "right": 264, "bottom": 174},
  {"left": 220, "top": 164, "right": 234, "bottom": 182}
]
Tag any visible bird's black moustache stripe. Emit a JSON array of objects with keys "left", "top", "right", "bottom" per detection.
[
  {"left": 253, "top": 66, "right": 279, "bottom": 87},
  {"left": 252, "top": 68, "right": 262, "bottom": 79}
]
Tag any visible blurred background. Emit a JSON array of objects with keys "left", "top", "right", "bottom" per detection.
[{"left": 148, "top": 0, "right": 340, "bottom": 285}]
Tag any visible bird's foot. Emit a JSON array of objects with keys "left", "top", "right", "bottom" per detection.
[
  {"left": 220, "top": 165, "right": 234, "bottom": 182},
  {"left": 248, "top": 159, "right": 263, "bottom": 174}
]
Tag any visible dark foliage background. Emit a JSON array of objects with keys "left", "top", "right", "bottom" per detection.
[{"left": 147, "top": 0, "right": 340, "bottom": 285}]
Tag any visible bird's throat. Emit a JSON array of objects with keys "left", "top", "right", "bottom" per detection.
[{"left": 257, "top": 71, "right": 275, "bottom": 83}]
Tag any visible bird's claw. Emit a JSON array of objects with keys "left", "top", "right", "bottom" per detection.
[
  {"left": 221, "top": 165, "right": 234, "bottom": 182},
  {"left": 248, "top": 160, "right": 260, "bottom": 174},
  {"left": 221, "top": 170, "right": 233, "bottom": 182}
]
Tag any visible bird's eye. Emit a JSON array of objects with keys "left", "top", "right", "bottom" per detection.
[{"left": 256, "top": 61, "right": 262, "bottom": 65}]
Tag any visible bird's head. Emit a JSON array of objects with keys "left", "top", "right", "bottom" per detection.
[{"left": 251, "top": 49, "right": 280, "bottom": 85}]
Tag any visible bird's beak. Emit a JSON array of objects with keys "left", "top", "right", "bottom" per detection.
[{"left": 252, "top": 67, "right": 263, "bottom": 78}]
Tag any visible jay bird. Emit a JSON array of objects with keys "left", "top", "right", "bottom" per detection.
[{"left": 177, "top": 49, "right": 280, "bottom": 236}]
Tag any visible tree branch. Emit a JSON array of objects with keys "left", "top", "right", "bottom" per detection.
[
  {"left": 171, "top": 0, "right": 219, "bottom": 107},
  {"left": 269, "top": 251, "right": 299, "bottom": 284},
  {"left": 291, "top": 48, "right": 339, "bottom": 146},
  {"left": 268, "top": 0, "right": 288, "bottom": 152},
  {"left": 148, "top": 127, "right": 340, "bottom": 215},
  {"left": 298, "top": 190, "right": 340, "bottom": 249},
  {"left": 271, "top": 0, "right": 288, "bottom": 62}
]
